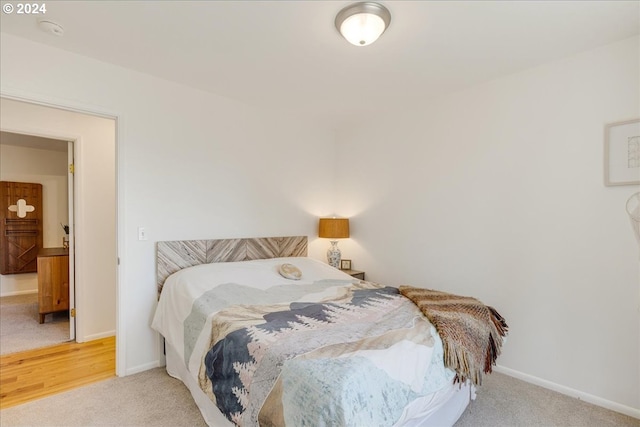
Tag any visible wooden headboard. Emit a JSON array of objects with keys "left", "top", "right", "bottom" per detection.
[{"left": 156, "top": 235, "right": 308, "bottom": 295}]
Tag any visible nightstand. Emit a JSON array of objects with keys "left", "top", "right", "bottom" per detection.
[{"left": 342, "top": 269, "right": 365, "bottom": 280}]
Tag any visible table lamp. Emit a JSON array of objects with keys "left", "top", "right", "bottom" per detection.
[{"left": 318, "top": 217, "right": 350, "bottom": 268}]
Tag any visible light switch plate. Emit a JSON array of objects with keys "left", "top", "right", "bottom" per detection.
[{"left": 138, "top": 227, "right": 147, "bottom": 241}]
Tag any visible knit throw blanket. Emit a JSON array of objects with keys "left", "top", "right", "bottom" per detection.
[{"left": 399, "top": 286, "right": 508, "bottom": 386}]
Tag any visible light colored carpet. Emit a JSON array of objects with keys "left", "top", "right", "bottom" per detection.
[
  {"left": 0, "top": 294, "right": 70, "bottom": 355},
  {"left": 0, "top": 368, "right": 637, "bottom": 427},
  {"left": 0, "top": 368, "right": 206, "bottom": 427},
  {"left": 456, "top": 372, "right": 639, "bottom": 427}
]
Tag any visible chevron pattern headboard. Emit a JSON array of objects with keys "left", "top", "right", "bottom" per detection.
[{"left": 156, "top": 235, "right": 308, "bottom": 295}]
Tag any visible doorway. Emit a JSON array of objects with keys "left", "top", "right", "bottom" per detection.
[
  {"left": 0, "top": 97, "right": 117, "bottom": 355},
  {"left": 0, "top": 131, "right": 74, "bottom": 354}
]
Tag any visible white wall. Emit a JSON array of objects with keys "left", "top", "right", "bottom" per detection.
[
  {"left": 0, "top": 99, "right": 117, "bottom": 342},
  {"left": 0, "top": 34, "right": 336, "bottom": 375},
  {"left": 335, "top": 36, "right": 640, "bottom": 415},
  {"left": 0, "top": 142, "right": 68, "bottom": 296}
]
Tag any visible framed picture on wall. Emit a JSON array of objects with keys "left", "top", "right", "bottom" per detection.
[{"left": 604, "top": 118, "right": 640, "bottom": 186}]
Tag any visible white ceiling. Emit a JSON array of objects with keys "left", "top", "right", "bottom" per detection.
[{"left": 1, "top": 1, "right": 638, "bottom": 129}]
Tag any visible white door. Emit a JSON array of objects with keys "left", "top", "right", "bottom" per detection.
[{"left": 67, "top": 141, "right": 75, "bottom": 341}]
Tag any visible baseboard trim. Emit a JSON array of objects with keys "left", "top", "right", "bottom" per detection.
[
  {"left": 0, "top": 290, "right": 38, "bottom": 297},
  {"left": 494, "top": 365, "right": 640, "bottom": 420},
  {"left": 80, "top": 330, "right": 116, "bottom": 342},
  {"left": 125, "top": 360, "right": 161, "bottom": 376}
]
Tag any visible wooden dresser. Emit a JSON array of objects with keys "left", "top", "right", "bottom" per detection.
[{"left": 37, "top": 248, "right": 69, "bottom": 324}]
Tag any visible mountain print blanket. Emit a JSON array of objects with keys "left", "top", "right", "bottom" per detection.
[{"left": 195, "top": 281, "right": 455, "bottom": 427}]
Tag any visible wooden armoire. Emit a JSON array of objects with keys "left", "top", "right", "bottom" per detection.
[{"left": 0, "top": 181, "right": 43, "bottom": 275}]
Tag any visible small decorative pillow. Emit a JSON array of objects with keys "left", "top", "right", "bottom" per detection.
[{"left": 278, "top": 263, "right": 302, "bottom": 280}]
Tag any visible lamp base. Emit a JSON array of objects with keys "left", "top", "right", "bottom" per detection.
[{"left": 326, "top": 240, "right": 341, "bottom": 269}]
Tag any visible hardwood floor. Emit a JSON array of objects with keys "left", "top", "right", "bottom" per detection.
[{"left": 0, "top": 336, "right": 115, "bottom": 409}]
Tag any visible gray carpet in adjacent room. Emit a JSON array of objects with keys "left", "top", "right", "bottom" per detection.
[
  {"left": 0, "top": 294, "right": 69, "bottom": 355},
  {"left": 0, "top": 368, "right": 637, "bottom": 427}
]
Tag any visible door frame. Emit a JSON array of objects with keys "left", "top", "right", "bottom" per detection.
[
  {"left": 67, "top": 140, "right": 75, "bottom": 341},
  {"left": 0, "top": 92, "right": 122, "bottom": 376}
]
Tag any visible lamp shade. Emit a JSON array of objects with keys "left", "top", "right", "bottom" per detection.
[{"left": 318, "top": 218, "right": 350, "bottom": 239}]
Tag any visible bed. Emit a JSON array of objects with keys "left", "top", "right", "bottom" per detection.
[{"left": 152, "top": 236, "right": 506, "bottom": 427}]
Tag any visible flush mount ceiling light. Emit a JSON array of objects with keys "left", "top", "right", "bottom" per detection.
[{"left": 335, "top": 2, "right": 391, "bottom": 46}]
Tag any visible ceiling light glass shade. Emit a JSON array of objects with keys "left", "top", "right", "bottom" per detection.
[
  {"left": 335, "top": 2, "right": 391, "bottom": 47},
  {"left": 340, "top": 14, "right": 385, "bottom": 46}
]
